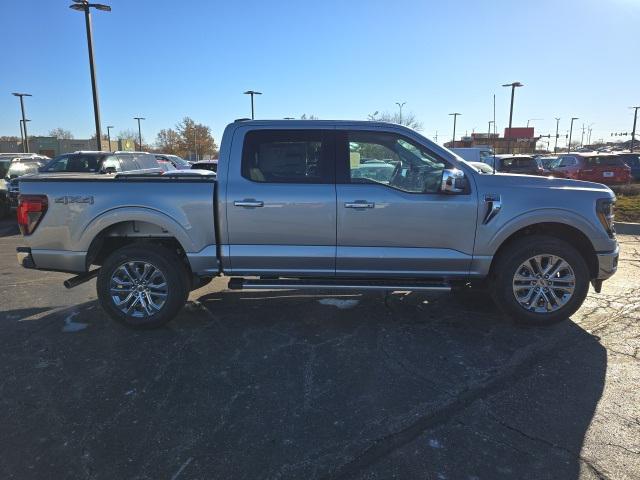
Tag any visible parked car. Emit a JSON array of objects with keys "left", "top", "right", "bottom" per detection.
[
  {"left": 614, "top": 152, "right": 640, "bottom": 181},
  {"left": 488, "top": 155, "right": 546, "bottom": 175},
  {"left": 468, "top": 161, "right": 495, "bottom": 174},
  {"left": 6, "top": 159, "right": 50, "bottom": 210},
  {"left": 191, "top": 159, "right": 218, "bottom": 173},
  {"left": 550, "top": 153, "right": 632, "bottom": 185},
  {"left": 9, "top": 151, "right": 162, "bottom": 209},
  {"left": 17, "top": 119, "right": 618, "bottom": 329},
  {"left": 155, "top": 154, "right": 191, "bottom": 170}
]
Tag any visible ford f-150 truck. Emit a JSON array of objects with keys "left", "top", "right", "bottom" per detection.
[{"left": 16, "top": 120, "right": 619, "bottom": 328}]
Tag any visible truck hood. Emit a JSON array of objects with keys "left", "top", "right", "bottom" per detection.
[{"left": 475, "top": 172, "right": 614, "bottom": 196}]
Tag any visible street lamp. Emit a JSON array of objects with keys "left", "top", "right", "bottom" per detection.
[
  {"left": 106, "top": 125, "right": 114, "bottom": 151},
  {"left": 133, "top": 117, "right": 145, "bottom": 151},
  {"left": 243, "top": 90, "right": 262, "bottom": 119},
  {"left": 568, "top": 117, "right": 579, "bottom": 153},
  {"left": 19, "top": 119, "right": 31, "bottom": 148},
  {"left": 554, "top": 117, "right": 561, "bottom": 153},
  {"left": 488, "top": 120, "right": 495, "bottom": 149},
  {"left": 69, "top": 0, "right": 111, "bottom": 152},
  {"left": 630, "top": 106, "right": 639, "bottom": 153},
  {"left": 12, "top": 93, "right": 32, "bottom": 153},
  {"left": 449, "top": 113, "right": 461, "bottom": 148},
  {"left": 502, "top": 82, "right": 523, "bottom": 154},
  {"left": 395, "top": 102, "right": 406, "bottom": 124}
]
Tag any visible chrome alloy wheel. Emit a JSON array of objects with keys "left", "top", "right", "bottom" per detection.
[
  {"left": 512, "top": 255, "right": 576, "bottom": 313},
  {"left": 110, "top": 261, "right": 168, "bottom": 318}
]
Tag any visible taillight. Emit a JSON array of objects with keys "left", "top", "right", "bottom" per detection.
[{"left": 17, "top": 194, "right": 48, "bottom": 235}]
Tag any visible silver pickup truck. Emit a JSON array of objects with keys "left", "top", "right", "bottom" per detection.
[{"left": 16, "top": 120, "right": 619, "bottom": 328}]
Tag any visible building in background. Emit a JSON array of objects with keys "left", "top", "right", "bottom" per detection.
[
  {"left": 445, "top": 127, "right": 539, "bottom": 154},
  {"left": 0, "top": 137, "right": 136, "bottom": 157}
]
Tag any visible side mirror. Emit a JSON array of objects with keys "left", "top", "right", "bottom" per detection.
[
  {"left": 101, "top": 166, "right": 117, "bottom": 174},
  {"left": 441, "top": 169, "right": 467, "bottom": 194}
]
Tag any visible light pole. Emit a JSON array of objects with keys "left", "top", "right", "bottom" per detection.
[
  {"left": 449, "top": 113, "right": 461, "bottom": 148},
  {"left": 630, "top": 106, "right": 639, "bottom": 153},
  {"left": 12, "top": 93, "right": 32, "bottom": 153},
  {"left": 243, "top": 90, "right": 262, "bottom": 119},
  {"left": 19, "top": 119, "right": 31, "bottom": 148},
  {"left": 587, "top": 123, "right": 595, "bottom": 146},
  {"left": 134, "top": 117, "right": 145, "bottom": 151},
  {"left": 526, "top": 118, "right": 542, "bottom": 128},
  {"left": 395, "top": 102, "right": 406, "bottom": 124},
  {"left": 194, "top": 128, "right": 198, "bottom": 161},
  {"left": 554, "top": 117, "right": 560, "bottom": 153},
  {"left": 106, "top": 125, "right": 113, "bottom": 151},
  {"left": 502, "top": 82, "right": 523, "bottom": 154},
  {"left": 488, "top": 120, "right": 494, "bottom": 149},
  {"left": 69, "top": 0, "right": 111, "bottom": 151},
  {"left": 568, "top": 117, "right": 578, "bottom": 153}
]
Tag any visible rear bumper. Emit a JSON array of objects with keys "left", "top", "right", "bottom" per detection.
[
  {"left": 17, "top": 247, "right": 87, "bottom": 273},
  {"left": 16, "top": 247, "right": 36, "bottom": 269},
  {"left": 596, "top": 245, "right": 619, "bottom": 280}
]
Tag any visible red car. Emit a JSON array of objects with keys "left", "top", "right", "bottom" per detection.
[{"left": 550, "top": 153, "right": 631, "bottom": 185}]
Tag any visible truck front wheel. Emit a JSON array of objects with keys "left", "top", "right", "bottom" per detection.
[
  {"left": 490, "top": 235, "right": 590, "bottom": 325},
  {"left": 97, "top": 245, "right": 189, "bottom": 329}
]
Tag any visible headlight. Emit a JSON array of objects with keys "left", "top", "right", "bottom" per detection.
[{"left": 596, "top": 198, "right": 615, "bottom": 238}]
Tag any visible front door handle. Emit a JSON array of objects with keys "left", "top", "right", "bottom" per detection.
[
  {"left": 344, "top": 201, "right": 375, "bottom": 209},
  {"left": 234, "top": 200, "right": 264, "bottom": 208}
]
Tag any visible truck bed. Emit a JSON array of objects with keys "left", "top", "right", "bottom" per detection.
[{"left": 18, "top": 174, "right": 218, "bottom": 275}]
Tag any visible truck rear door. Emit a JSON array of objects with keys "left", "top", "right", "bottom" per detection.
[{"left": 224, "top": 128, "right": 336, "bottom": 276}]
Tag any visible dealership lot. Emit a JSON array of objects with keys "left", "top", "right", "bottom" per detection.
[{"left": 0, "top": 219, "right": 638, "bottom": 479}]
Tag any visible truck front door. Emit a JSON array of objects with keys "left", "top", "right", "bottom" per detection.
[
  {"left": 225, "top": 128, "right": 336, "bottom": 276},
  {"left": 335, "top": 128, "right": 477, "bottom": 278}
]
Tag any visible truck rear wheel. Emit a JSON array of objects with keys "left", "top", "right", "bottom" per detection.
[
  {"left": 97, "top": 245, "right": 189, "bottom": 329},
  {"left": 490, "top": 235, "right": 590, "bottom": 325}
]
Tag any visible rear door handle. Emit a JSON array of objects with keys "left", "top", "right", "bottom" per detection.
[
  {"left": 344, "top": 201, "right": 375, "bottom": 209},
  {"left": 234, "top": 200, "right": 264, "bottom": 208}
]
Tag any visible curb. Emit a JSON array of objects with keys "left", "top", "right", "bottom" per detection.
[{"left": 615, "top": 222, "right": 640, "bottom": 235}]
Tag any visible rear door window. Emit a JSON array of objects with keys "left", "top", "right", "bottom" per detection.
[
  {"left": 117, "top": 154, "right": 138, "bottom": 171},
  {"left": 241, "top": 130, "right": 334, "bottom": 183},
  {"left": 101, "top": 155, "right": 122, "bottom": 172}
]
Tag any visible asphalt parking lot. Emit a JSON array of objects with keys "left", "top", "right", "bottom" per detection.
[{"left": 0, "top": 218, "right": 638, "bottom": 480}]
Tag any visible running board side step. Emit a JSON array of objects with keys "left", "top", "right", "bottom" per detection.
[{"left": 227, "top": 278, "right": 451, "bottom": 292}]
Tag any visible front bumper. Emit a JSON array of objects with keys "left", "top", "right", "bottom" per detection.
[{"left": 596, "top": 245, "right": 619, "bottom": 280}]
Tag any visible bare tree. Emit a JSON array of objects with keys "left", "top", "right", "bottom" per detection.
[
  {"left": 367, "top": 111, "right": 423, "bottom": 131},
  {"left": 300, "top": 114, "right": 319, "bottom": 120},
  {"left": 156, "top": 128, "right": 181, "bottom": 154},
  {"left": 49, "top": 128, "right": 74, "bottom": 139}
]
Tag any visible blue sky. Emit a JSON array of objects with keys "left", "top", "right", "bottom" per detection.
[{"left": 1, "top": 0, "right": 639, "bottom": 147}]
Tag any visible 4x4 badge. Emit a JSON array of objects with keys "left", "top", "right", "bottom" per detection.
[{"left": 54, "top": 195, "right": 94, "bottom": 205}]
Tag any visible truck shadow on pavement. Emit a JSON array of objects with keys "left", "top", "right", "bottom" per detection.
[{"left": 0, "top": 289, "right": 606, "bottom": 480}]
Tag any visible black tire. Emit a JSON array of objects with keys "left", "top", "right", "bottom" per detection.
[
  {"left": 97, "top": 245, "right": 189, "bottom": 329},
  {"left": 490, "top": 235, "right": 590, "bottom": 325}
]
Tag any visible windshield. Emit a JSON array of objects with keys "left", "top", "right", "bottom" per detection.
[
  {"left": 167, "top": 155, "right": 191, "bottom": 167},
  {"left": 8, "top": 161, "right": 45, "bottom": 178}
]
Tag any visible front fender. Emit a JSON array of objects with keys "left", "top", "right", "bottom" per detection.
[{"left": 476, "top": 207, "right": 609, "bottom": 256}]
